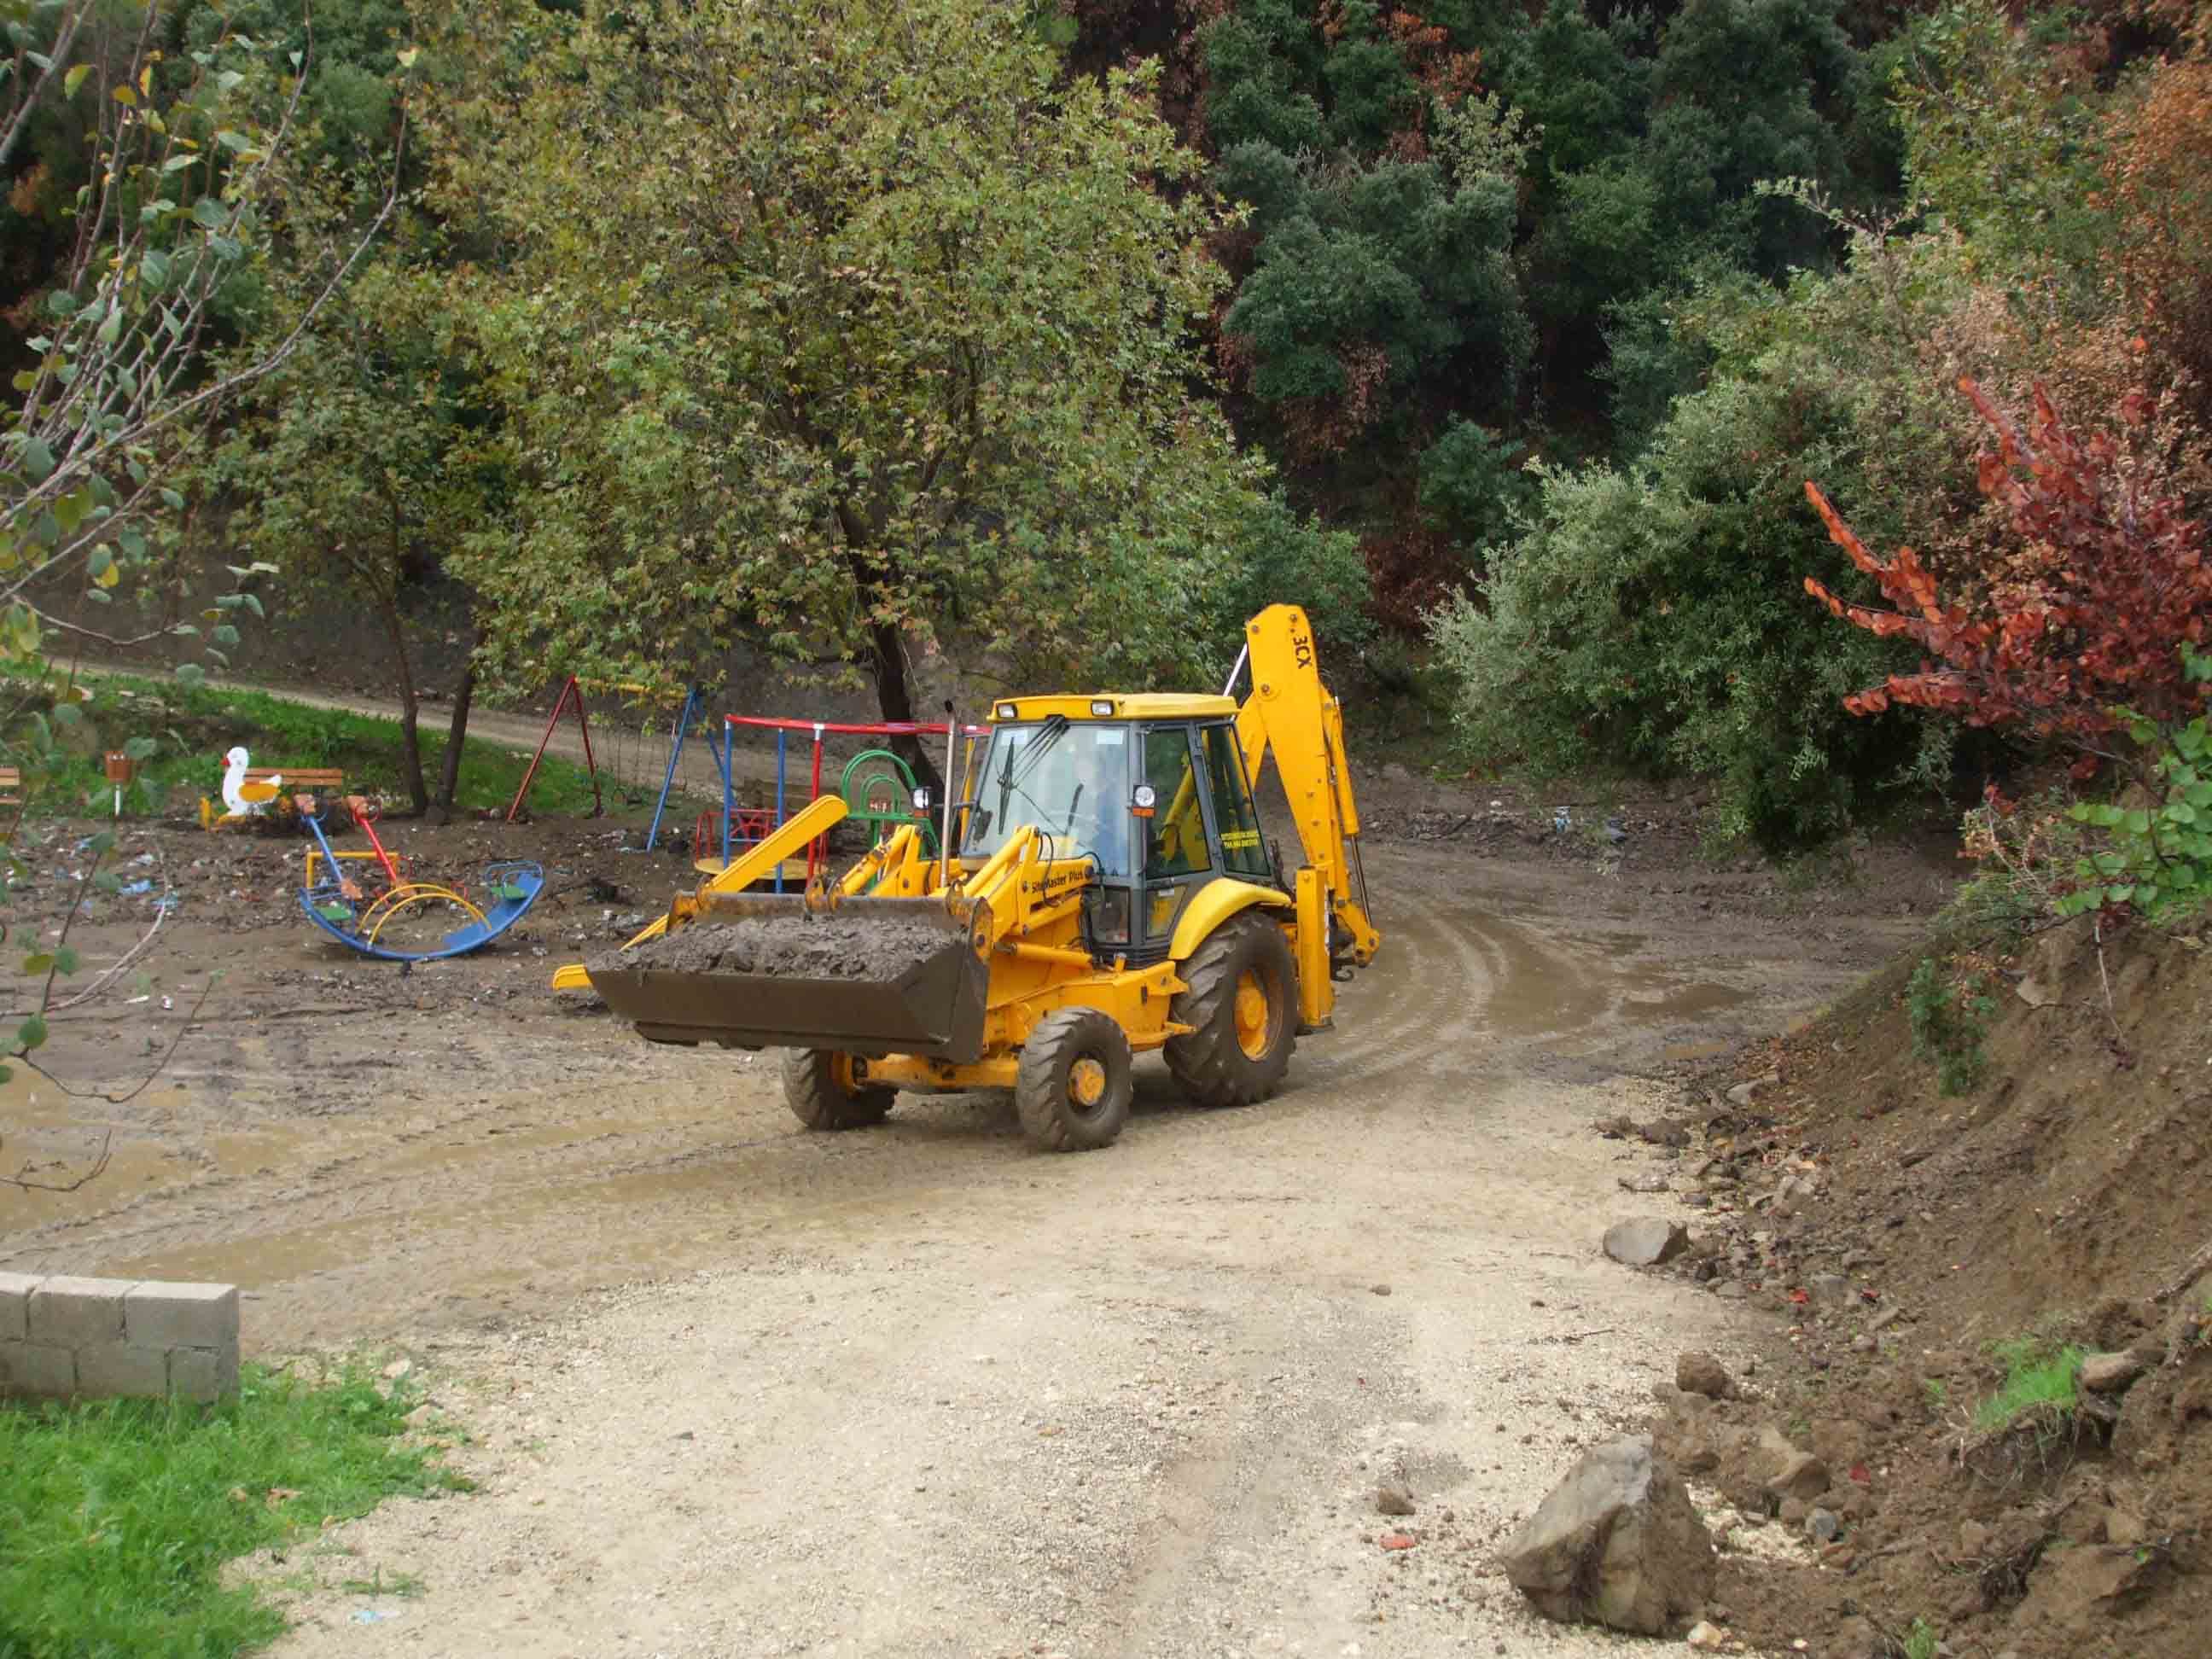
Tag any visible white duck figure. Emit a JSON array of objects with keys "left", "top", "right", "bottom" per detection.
[{"left": 219, "top": 746, "right": 280, "bottom": 817}]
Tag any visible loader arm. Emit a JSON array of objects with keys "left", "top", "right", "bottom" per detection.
[{"left": 1233, "top": 604, "right": 1381, "bottom": 985}]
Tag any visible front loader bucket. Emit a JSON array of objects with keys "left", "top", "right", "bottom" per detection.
[{"left": 585, "top": 894, "right": 990, "bottom": 1062}]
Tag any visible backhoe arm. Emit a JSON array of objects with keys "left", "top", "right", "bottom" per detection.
[{"left": 1234, "top": 605, "right": 1380, "bottom": 974}]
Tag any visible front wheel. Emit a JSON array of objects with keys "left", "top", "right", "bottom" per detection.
[
  {"left": 782, "top": 1049, "right": 896, "bottom": 1132},
  {"left": 1164, "top": 912, "right": 1298, "bottom": 1109},
  {"left": 1015, "top": 1007, "right": 1134, "bottom": 1152}
]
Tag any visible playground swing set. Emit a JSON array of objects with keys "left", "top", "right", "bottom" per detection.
[
  {"left": 204, "top": 670, "right": 955, "bottom": 966},
  {"left": 506, "top": 674, "right": 967, "bottom": 888}
]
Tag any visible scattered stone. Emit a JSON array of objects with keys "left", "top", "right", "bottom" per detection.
[
  {"left": 1778, "top": 1497, "right": 1809, "bottom": 1528},
  {"left": 1370, "top": 1284, "right": 1393, "bottom": 1297},
  {"left": 1620, "top": 1171, "right": 1674, "bottom": 1195},
  {"left": 2079, "top": 1350, "right": 2148, "bottom": 1394},
  {"left": 1869, "top": 1306, "right": 1904, "bottom": 1333},
  {"left": 1376, "top": 1479, "right": 1416, "bottom": 1516},
  {"left": 1764, "top": 1450, "right": 1831, "bottom": 1505},
  {"left": 1806, "top": 1508, "right": 1842, "bottom": 1543},
  {"left": 1675, "top": 1352, "right": 1733, "bottom": 1400},
  {"left": 1378, "top": 1531, "right": 1417, "bottom": 1551},
  {"left": 1498, "top": 1435, "right": 1715, "bottom": 1636},
  {"left": 1685, "top": 1621, "right": 1728, "bottom": 1650},
  {"left": 1604, "top": 1219, "right": 1691, "bottom": 1268},
  {"left": 1726, "top": 1073, "right": 1780, "bottom": 1108},
  {"left": 1809, "top": 1274, "right": 1851, "bottom": 1306}
]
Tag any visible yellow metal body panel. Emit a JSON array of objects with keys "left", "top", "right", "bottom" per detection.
[
  {"left": 987, "top": 693, "right": 1239, "bottom": 724},
  {"left": 1294, "top": 865, "right": 1334, "bottom": 1029},
  {"left": 1167, "top": 876, "right": 1292, "bottom": 963},
  {"left": 1235, "top": 604, "right": 1381, "bottom": 967}
]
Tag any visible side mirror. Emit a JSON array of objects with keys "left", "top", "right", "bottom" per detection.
[{"left": 911, "top": 785, "right": 932, "bottom": 813}]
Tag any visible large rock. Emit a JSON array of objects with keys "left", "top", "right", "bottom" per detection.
[
  {"left": 2079, "top": 1350, "right": 2148, "bottom": 1394},
  {"left": 1604, "top": 1218, "right": 1690, "bottom": 1267},
  {"left": 1675, "top": 1351, "right": 1733, "bottom": 1400},
  {"left": 1499, "top": 1435, "right": 1715, "bottom": 1635}
]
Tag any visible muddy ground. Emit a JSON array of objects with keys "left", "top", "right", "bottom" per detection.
[{"left": 1, "top": 769, "right": 1965, "bottom": 1657}]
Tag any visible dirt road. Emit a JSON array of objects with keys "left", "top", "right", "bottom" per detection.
[{"left": 0, "top": 797, "right": 1956, "bottom": 1657}]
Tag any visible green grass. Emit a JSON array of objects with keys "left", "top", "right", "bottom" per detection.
[
  {"left": 1901, "top": 1616, "right": 1940, "bottom": 1659},
  {"left": 4, "top": 674, "right": 602, "bottom": 819},
  {"left": 1975, "top": 1335, "right": 2086, "bottom": 1434},
  {"left": 0, "top": 1361, "right": 465, "bottom": 1658}
]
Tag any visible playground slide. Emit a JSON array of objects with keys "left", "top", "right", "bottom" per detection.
[{"left": 550, "top": 795, "right": 851, "bottom": 991}]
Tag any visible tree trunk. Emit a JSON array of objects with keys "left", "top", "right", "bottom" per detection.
[
  {"left": 376, "top": 591, "right": 430, "bottom": 815},
  {"left": 427, "top": 660, "right": 476, "bottom": 826},
  {"left": 868, "top": 613, "right": 944, "bottom": 798}
]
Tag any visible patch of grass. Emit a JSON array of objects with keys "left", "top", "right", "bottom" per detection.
[
  {"left": 3, "top": 674, "right": 601, "bottom": 819},
  {"left": 1924, "top": 1378, "right": 1947, "bottom": 1412},
  {"left": 0, "top": 1361, "right": 465, "bottom": 1657},
  {"left": 1906, "top": 955, "right": 1996, "bottom": 1097},
  {"left": 336, "top": 1565, "right": 425, "bottom": 1599},
  {"left": 1901, "top": 1615, "right": 1940, "bottom": 1659},
  {"left": 1975, "top": 1336, "right": 2086, "bottom": 1435}
]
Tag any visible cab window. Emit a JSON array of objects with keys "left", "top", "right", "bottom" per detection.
[
  {"left": 1143, "top": 725, "right": 1208, "bottom": 879},
  {"left": 1202, "top": 723, "right": 1270, "bottom": 880}
]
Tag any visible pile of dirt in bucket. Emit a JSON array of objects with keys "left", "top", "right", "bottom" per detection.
[{"left": 603, "top": 913, "right": 958, "bottom": 981}]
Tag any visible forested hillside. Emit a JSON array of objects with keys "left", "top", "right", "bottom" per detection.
[{"left": 2, "top": 0, "right": 2208, "bottom": 848}]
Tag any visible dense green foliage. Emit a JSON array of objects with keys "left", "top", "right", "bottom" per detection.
[
  {"left": 0, "top": 0, "right": 2204, "bottom": 849},
  {"left": 422, "top": 0, "right": 1359, "bottom": 775},
  {"left": 0, "top": 1361, "right": 462, "bottom": 1656}
]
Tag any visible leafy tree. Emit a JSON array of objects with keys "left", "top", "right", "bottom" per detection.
[
  {"left": 206, "top": 252, "right": 479, "bottom": 815},
  {"left": 1429, "top": 368, "right": 1941, "bottom": 847},
  {"left": 433, "top": 0, "right": 1352, "bottom": 782},
  {"left": 1888, "top": 2, "right": 2117, "bottom": 293},
  {"left": 1220, "top": 151, "right": 1528, "bottom": 457},
  {"left": 1807, "top": 377, "right": 2212, "bottom": 760},
  {"left": 0, "top": 5, "right": 405, "bottom": 696}
]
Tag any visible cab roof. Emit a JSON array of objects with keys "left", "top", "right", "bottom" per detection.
[{"left": 987, "top": 693, "right": 1241, "bottom": 724}]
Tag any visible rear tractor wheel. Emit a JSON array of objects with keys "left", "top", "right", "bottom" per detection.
[
  {"left": 1164, "top": 912, "right": 1297, "bottom": 1109},
  {"left": 1015, "top": 1007, "right": 1134, "bottom": 1152},
  {"left": 782, "top": 1048, "right": 896, "bottom": 1132}
]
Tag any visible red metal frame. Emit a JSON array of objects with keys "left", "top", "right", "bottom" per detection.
[{"left": 508, "top": 675, "right": 604, "bottom": 824}]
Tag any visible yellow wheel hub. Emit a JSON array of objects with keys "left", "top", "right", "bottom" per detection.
[
  {"left": 1234, "top": 970, "right": 1272, "bottom": 1060},
  {"left": 1068, "top": 1057, "right": 1109, "bottom": 1109}
]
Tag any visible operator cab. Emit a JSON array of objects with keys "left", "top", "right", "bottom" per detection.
[{"left": 958, "top": 696, "right": 1275, "bottom": 964}]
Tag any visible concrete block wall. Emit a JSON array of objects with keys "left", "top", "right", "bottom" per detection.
[{"left": 0, "top": 1272, "right": 240, "bottom": 1403}]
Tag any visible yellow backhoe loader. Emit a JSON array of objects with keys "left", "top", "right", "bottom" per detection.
[{"left": 579, "top": 604, "right": 1380, "bottom": 1151}]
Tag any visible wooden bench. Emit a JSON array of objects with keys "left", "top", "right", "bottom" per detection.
[
  {"left": 245, "top": 767, "right": 344, "bottom": 792},
  {"left": 207, "top": 765, "right": 348, "bottom": 829},
  {"left": 0, "top": 765, "right": 19, "bottom": 808}
]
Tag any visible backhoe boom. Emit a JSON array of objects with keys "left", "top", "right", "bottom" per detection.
[{"left": 1233, "top": 604, "right": 1381, "bottom": 981}]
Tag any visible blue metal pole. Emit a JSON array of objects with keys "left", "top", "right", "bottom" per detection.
[{"left": 644, "top": 685, "right": 696, "bottom": 853}]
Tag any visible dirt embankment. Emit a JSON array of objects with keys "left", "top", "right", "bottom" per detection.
[{"left": 1609, "top": 912, "right": 2212, "bottom": 1658}]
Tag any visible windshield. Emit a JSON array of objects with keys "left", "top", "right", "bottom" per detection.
[{"left": 959, "top": 721, "right": 1134, "bottom": 876}]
